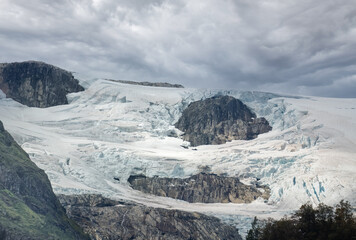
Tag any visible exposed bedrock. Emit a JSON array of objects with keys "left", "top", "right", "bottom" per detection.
[
  {"left": 128, "top": 173, "right": 270, "bottom": 203},
  {"left": 106, "top": 79, "right": 184, "bottom": 88},
  {"left": 0, "top": 61, "right": 84, "bottom": 107},
  {"left": 175, "top": 95, "right": 272, "bottom": 146},
  {"left": 58, "top": 194, "right": 242, "bottom": 240}
]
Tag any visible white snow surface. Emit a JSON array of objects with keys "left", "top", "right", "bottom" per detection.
[{"left": 0, "top": 78, "right": 355, "bottom": 235}]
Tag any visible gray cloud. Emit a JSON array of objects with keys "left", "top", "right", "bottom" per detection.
[{"left": 0, "top": 0, "right": 355, "bottom": 97}]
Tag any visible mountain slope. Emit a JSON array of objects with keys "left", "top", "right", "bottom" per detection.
[{"left": 0, "top": 121, "right": 87, "bottom": 240}]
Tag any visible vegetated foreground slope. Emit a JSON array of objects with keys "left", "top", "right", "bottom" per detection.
[
  {"left": 0, "top": 77, "right": 355, "bottom": 235},
  {"left": 0, "top": 121, "right": 87, "bottom": 240}
]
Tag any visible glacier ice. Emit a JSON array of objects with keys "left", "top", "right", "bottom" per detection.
[{"left": 0, "top": 78, "right": 355, "bottom": 230}]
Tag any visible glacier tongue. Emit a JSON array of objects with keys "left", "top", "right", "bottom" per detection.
[{"left": 0, "top": 78, "right": 355, "bottom": 226}]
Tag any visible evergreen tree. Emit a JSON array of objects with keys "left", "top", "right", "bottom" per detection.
[
  {"left": 246, "top": 217, "right": 261, "bottom": 240},
  {"left": 295, "top": 203, "right": 317, "bottom": 240},
  {"left": 246, "top": 200, "right": 356, "bottom": 240},
  {"left": 333, "top": 200, "right": 355, "bottom": 240}
]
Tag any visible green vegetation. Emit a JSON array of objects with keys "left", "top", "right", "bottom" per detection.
[
  {"left": 1, "top": 189, "right": 53, "bottom": 238},
  {"left": 247, "top": 200, "right": 356, "bottom": 240},
  {"left": 0, "top": 121, "right": 88, "bottom": 239}
]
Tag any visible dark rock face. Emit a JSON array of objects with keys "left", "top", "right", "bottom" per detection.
[
  {"left": 0, "top": 61, "right": 84, "bottom": 107},
  {"left": 0, "top": 121, "right": 87, "bottom": 239},
  {"left": 58, "top": 194, "right": 242, "bottom": 240},
  {"left": 128, "top": 173, "right": 270, "bottom": 203},
  {"left": 175, "top": 95, "right": 272, "bottom": 146},
  {"left": 106, "top": 79, "right": 184, "bottom": 88}
]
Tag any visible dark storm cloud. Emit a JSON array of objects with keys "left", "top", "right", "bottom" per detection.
[{"left": 0, "top": 0, "right": 355, "bottom": 97}]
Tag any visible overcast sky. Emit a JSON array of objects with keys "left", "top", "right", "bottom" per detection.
[{"left": 0, "top": 0, "right": 355, "bottom": 97}]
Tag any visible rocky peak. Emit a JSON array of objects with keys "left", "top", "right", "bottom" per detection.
[
  {"left": 175, "top": 95, "right": 272, "bottom": 146},
  {"left": 0, "top": 61, "right": 84, "bottom": 107}
]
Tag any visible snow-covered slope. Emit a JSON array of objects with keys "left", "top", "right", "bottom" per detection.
[{"left": 0, "top": 78, "right": 355, "bottom": 234}]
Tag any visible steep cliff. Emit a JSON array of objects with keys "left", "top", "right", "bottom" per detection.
[
  {"left": 0, "top": 121, "right": 87, "bottom": 239},
  {"left": 175, "top": 95, "right": 272, "bottom": 146},
  {"left": 0, "top": 61, "right": 84, "bottom": 107},
  {"left": 58, "top": 194, "right": 243, "bottom": 240},
  {"left": 128, "top": 173, "right": 269, "bottom": 203}
]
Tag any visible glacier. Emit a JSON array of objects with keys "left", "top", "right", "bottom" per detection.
[{"left": 0, "top": 77, "right": 355, "bottom": 236}]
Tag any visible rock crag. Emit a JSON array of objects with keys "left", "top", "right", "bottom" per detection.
[
  {"left": 128, "top": 173, "right": 269, "bottom": 203},
  {"left": 58, "top": 194, "right": 242, "bottom": 240},
  {"left": 0, "top": 61, "right": 84, "bottom": 107},
  {"left": 0, "top": 121, "right": 87, "bottom": 239},
  {"left": 106, "top": 79, "right": 184, "bottom": 88},
  {"left": 175, "top": 95, "right": 272, "bottom": 146}
]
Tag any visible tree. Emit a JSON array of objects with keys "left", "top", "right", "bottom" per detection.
[
  {"left": 260, "top": 217, "right": 299, "bottom": 240},
  {"left": 246, "top": 217, "right": 261, "bottom": 240},
  {"left": 246, "top": 200, "right": 356, "bottom": 240},
  {"left": 333, "top": 200, "right": 355, "bottom": 240},
  {"left": 315, "top": 203, "right": 334, "bottom": 239},
  {"left": 295, "top": 203, "right": 317, "bottom": 240}
]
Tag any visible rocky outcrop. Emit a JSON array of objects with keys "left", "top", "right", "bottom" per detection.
[
  {"left": 58, "top": 194, "right": 242, "bottom": 240},
  {"left": 175, "top": 95, "right": 272, "bottom": 146},
  {"left": 0, "top": 61, "right": 84, "bottom": 107},
  {"left": 128, "top": 173, "right": 269, "bottom": 203},
  {"left": 0, "top": 121, "right": 88, "bottom": 239},
  {"left": 106, "top": 79, "right": 184, "bottom": 88}
]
